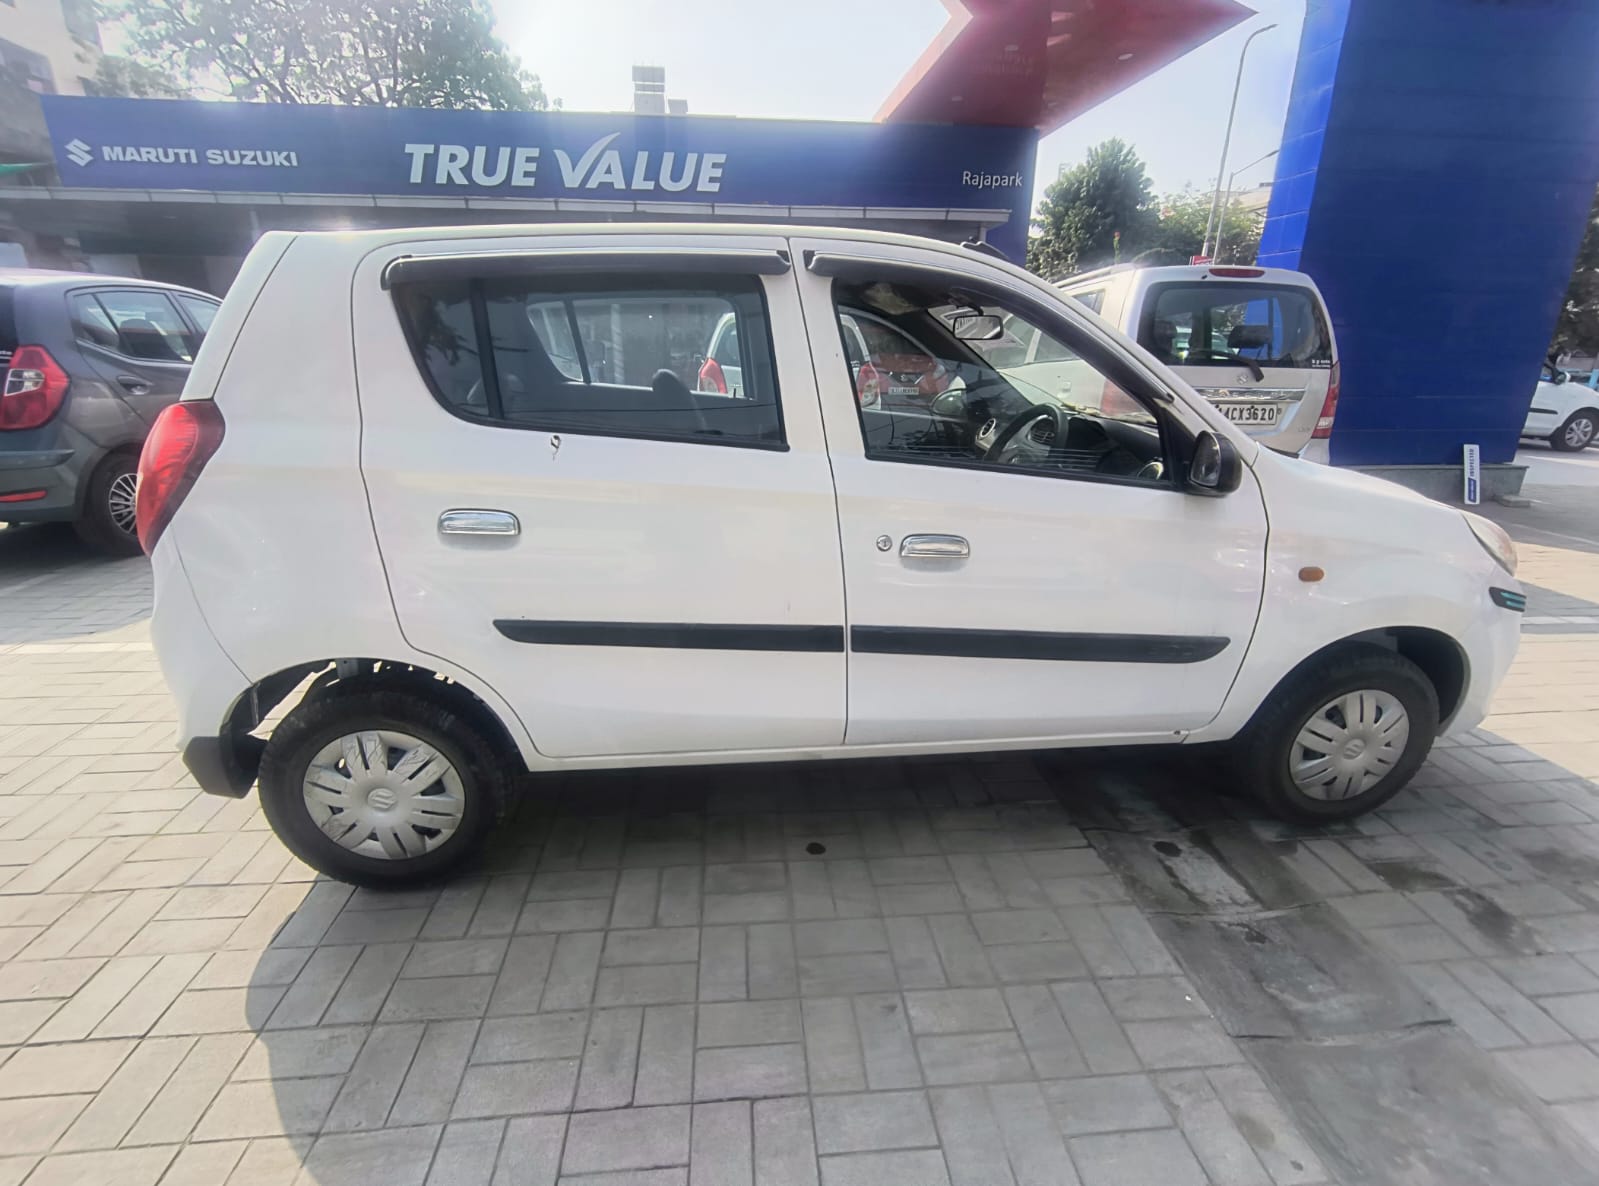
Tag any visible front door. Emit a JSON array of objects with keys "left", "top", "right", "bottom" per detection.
[
  {"left": 792, "top": 238, "right": 1268, "bottom": 747},
  {"left": 355, "top": 233, "right": 846, "bottom": 760}
]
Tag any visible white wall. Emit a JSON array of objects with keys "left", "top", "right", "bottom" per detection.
[{"left": 0, "top": 0, "right": 100, "bottom": 96}]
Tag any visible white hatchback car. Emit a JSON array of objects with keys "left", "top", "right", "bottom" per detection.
[
  {"left": 1522, "top": 366, "right": 1598, "bottom": 452},
  {"left": 139, "top": 225, "right": 1524, "bottom": 887}
]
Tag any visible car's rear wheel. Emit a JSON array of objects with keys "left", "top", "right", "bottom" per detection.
[
  {"left": 1551, "top": 410, "right": 1598, "bottom": 452},
  {"left": 75, "top": 451, "right": 142, "bottom": 557},
  {"left": 1237, "top": 646, "right": 1439, "bottom": 823},
  {"left": 258, "top": 686, "right": 505, "bottom": 887}
]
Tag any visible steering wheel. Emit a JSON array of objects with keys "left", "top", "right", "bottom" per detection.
[{"left": 985, "top": 403, "right": 1066, "bottom": 466}]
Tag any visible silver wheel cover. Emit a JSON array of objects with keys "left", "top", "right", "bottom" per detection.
[
  {"left": 1566, "top": 416, "right": 1596, "bottom": 448},
  {"left": 1289, "top": 689, "right": 1410, "bottom": 801},
  {"left": 302, "top": 729, "right": 466, "bottom": 860},
  {"left": 108, "top": 471, "right": 139, "bottom": 534}
]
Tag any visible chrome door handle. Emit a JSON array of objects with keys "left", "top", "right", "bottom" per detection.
[
  {"left": 439, "top": 509, "right": 519, "bottom": 536},
  {"left": 899, "top": 534, "right": 969, "bottom": 559}
]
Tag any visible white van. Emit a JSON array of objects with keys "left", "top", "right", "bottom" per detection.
[
  {"left": 1048, "top": 264, "right": 1340, "bottom": 460},
  {"left": 139, "top": 225, "right": 1519, "bottom": 886}
]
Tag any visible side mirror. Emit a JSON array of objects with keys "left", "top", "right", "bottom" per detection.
[
  {"left": 1554, "top": 370, "right": 1570, "bottom": 386},
  {"left": 1188, "top": 430, "right": 1242, "bottom": 495},
  {"left": 951, "top": 313, "right": 1004, "bottom": 342}
]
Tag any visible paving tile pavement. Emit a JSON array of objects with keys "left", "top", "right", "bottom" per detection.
[{"left": 0, "top": 521, "right": 1596, "bottom": 1184}]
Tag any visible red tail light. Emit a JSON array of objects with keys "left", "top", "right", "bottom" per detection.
[
  {"left": 856, "top": 361, "right": 883, "bottom": 408},
  {"left": 136, "top": 401, "right": 224, "bottom": 553},
  {"left": 1209, "top": 266, "right": 1265, "bottom": 278},
  {"left": 1312, "top": 360, "right": 1340, "bottom": 439},
  {"left": 697, "top": 357, "right": 728, "bottom": 394},
  {"left": 1, "top": 346, "right": 69, "bottom": 430}
]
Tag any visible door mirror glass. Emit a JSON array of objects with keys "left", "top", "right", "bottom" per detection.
[
  {"left": 1189, "top": 430, "right": 1242, "bottom": 495},
  {"left": 949, "top": 312, "right": 1004, "bottom": 342}
]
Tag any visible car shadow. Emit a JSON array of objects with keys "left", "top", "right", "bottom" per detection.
[{"left": 236, "top": 730, "right": 1599, "bottom": 1181}]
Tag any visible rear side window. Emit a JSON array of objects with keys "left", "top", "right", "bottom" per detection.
[
  {"left": 1141, "top": 282, "right": 1331, "bottom": 369},
  {"left": 176, "top": 295, "right": 219, "bottom": 342},
  {"left": 1072, "top": 289, "right": 1105, "bottom": 315},
  {"left": 72, "top": 291, "right": 197, "bottom": 363},
  {"left": 393, "top": 271, "right": 784, "bottom": 447},
  {"left": 0, "top": 287, "right": 14, "bottom": 365}
]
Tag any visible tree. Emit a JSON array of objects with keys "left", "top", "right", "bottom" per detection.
[
  {"left": 86, "top": 55, "right": 190, "bottom": 99},
  {"left": 1144, "top": 188, "right": 1262, "bottom": 267},
  {"left": 1028, "top": 140, "right": 1157, "bottom": 278},
  {"left": 1551, "top": 186, "right": 1599, "bottom": 360},
  {"left": 103, "top": 0, "right": 550, "bottom": 110}
]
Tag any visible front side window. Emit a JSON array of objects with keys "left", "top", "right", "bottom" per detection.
[
  {"left": 394, "top": 270, "right": 783, "bottom": 447},
  {"left": 73, "top": 291, "right": 196, "bottom": 362},
  {"left": 1142, "top": 283, "right": 1331, "bottom": 370},
  {"left": 832, "top": 277, "right": 1167, "bottom": 486}
]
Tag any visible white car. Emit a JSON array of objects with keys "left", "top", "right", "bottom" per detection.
[
  {"left": 1522, "top": 367, "right": 1598, "bottom": 451},
  {"left": 1053, "top": 263, "right": 1340, "bottom": 461},
  {"left": 139, "top": 224, "right": 1523, "bottom": 886}
]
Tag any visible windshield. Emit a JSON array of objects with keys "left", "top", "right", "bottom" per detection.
[{"left": 1141, "top": 282, "right": 1332, "bottom": 370}]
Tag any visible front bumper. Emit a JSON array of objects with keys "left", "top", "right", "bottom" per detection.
[{"left": 1445, "top": 582, "right": 1525, "bottom": 733}]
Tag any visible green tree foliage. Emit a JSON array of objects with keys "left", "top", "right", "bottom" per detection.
[
  {"left": 1027, "top": 142, "right": 1267, "bottom": 277},
  {"left": 104, "top": 0, "right": 550, "bottom": 110},
  {"left": 1551, "top": 186, "right": 1599, "bottom": 359},
  {"left": 1143, "top": 188, "right": 1262, "bottom": 268},
  {"left": 1028, "top": 139, "right": 1156, "bottom": 278},
  {"left": 87, "top": 55, "right": 190, "bottom": 99}
]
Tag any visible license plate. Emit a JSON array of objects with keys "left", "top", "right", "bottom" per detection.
[
  {"left": 1216, "top": 402, "right": 1282, "bottom": 427},
  {"left": 888, "top": 386, "right": 921, "bottom": 396}
]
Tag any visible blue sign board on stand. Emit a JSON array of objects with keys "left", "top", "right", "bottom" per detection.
[{"left": 40, "top": 98, "right": 1039, "bottom": 260}]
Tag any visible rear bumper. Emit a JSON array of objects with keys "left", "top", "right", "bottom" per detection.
[
  {"left": 0, "top": 449, "right": 79, "bottom": 521},
  {"left": 181, "top": 733, "right": 264, "bottom": 798}
]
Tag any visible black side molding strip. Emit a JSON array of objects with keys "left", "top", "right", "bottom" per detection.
[
  {"left": 850, "top": 625, "right": 1230, "bottom": 664},
  {"left": 1489, "top": 587, "right": 1526, "bottom": 613},
  {"left": 494, "top": 620, "right": 844, "bottom": 652}
]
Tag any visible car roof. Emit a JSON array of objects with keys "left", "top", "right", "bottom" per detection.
[
  {"left": 1057, "top": 263, "right": 1320, "bottom": 290},
  {"left": 0, "top": 268, "right": 216, "bottom": 298}
]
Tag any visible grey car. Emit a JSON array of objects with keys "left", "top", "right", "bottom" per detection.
[{"left": 0, "top": 269, "right": 219, "bottom": 555}]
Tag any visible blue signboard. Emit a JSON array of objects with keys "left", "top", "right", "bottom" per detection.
[{"left": 40, "top": 97, "right": 1038, "bottom": 259}]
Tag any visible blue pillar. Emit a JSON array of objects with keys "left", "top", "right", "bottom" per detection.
[{"left": 1259, "top": 0, "right": 1599, "bottom": 466}]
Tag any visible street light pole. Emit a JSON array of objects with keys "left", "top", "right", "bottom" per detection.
[
  {"left": 1202, "top": 23, "right": 1278, "bottom": 259},
  {"left": 1214, "top": 147, "right": 1279, "bottom": 260}
]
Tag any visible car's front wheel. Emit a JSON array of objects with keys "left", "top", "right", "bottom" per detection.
[
  {"left": 257, "top": 686, "right": 505, "bottom": 887},
  {"left": 1551, "top": 409, "right": 1598, "bottom": 452},
  {"left": 1238, "top": 646, "right": 1440, "bottom": 823}
]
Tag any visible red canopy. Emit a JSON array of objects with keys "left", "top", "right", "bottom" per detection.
[{"left": 879, "top": 0, "right": 1255, "bottom": 134}]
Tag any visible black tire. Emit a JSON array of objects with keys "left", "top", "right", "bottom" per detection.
[
  {"left": 258, "top": 685, "right": 507, "bottom": 888},
  {"left": 74, "top": 451, "right": 143, "bottom": 557},
  {"left": 1236, "top": 645, "right": 1439, "bottom": 823},
  {"left": 1550, "top": 409, "right": 1598, "bottom": 452}
]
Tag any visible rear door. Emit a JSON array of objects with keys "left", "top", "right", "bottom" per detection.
[
  {"left": 355, "top": 233, "right": 846, "bottom": 761},
  {"left": 68, "top": 288, "right": 197, "bottom": 426},
  {"left": 1137, "top": 278, "right": 1334, "bottom": 454}
]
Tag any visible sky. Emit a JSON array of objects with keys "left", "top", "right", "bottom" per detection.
[{"left": 493, "top": 0, "right": 1307, "bottom": 215}]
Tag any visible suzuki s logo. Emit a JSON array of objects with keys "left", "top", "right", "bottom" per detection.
[{"left": 65, "top": 139, "right": 93, "bottom": 167}]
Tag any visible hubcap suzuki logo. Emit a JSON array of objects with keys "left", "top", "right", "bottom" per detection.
[
  {"left": 1342, "top": 739, "right": 1367, "bottom": 760},
  {"left": 65, "top": 139, "right": 94, "bottom": 167},
  {"left": 367, "top": 787, "right": 398, "bottom": 811}
]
